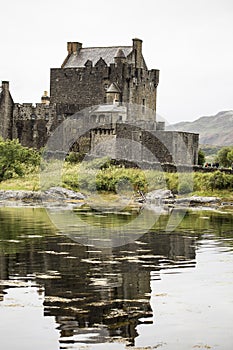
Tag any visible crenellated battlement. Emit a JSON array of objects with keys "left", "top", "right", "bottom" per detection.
[{"left": 0, "top": 38, "right": 199, "bottom": 164}]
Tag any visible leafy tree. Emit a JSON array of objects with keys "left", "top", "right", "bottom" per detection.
[
  {"left": 0, "top": 138, "right": 40, "bottom": 181},
  {"left": 198, "top": 149, "right": 206, "bottom": 166},
  {"left": 215, "top": 146, "right": 233, "bottom": 167},
  {"left": 227, "top": 149, "right": 233, "bottom": 166}
]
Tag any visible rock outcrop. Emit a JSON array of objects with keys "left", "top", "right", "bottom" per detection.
[{"left": 0, "top": 187, "right": 85, "bottom": 207}]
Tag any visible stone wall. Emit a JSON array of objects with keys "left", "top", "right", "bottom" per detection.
[
  {"left": 12, "top": 103, "right": 60, "bottom": 148},
  {"left": 115, "top": 124, "right": 199, "bottom": 165},
  {"left": 50, "top": 63, "right": 159, "bottom": 114},
  {"left": 0, "top": 82, "right": 14, "bottom": 140}
]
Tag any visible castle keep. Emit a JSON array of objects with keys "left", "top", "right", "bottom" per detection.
[{"left": 0, "top": 38, "right": 199, "bottom": 165}]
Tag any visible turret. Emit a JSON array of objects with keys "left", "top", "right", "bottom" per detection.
[
  {"left": 106, "top": 83, "right": 121, "bottom": 104},
  {"left": 0, "top": 81, "right": 14, "bottom": 139},
  {"left": 114, "top": 48, "right": 126, "bottom": 66}
]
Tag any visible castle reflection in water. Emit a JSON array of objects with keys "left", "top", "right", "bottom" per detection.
[{"left": 0, "top": 207, "right": 196, "bottom": 346}]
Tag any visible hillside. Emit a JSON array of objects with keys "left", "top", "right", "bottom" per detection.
[{"left": 167, "top": 111, "right": 233, "bottom": 146}]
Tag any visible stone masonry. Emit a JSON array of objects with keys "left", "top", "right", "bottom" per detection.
[{"left": 0, "top": 38, "right": 199, "bottom": 165}]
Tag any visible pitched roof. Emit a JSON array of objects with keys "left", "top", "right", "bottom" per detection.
[
  {"left": 106, "top": 83, "right": 121, "bottom": 93},
  {"left": 63, "top": 46, "right": 132, "bottom": 68},
  {"left": 114, "top": 48, "right": 126, "bottom": 58}
]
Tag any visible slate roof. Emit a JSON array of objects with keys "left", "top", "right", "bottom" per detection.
[
  {"left": 64, "top": 46, "right": 132, "bottom": 68},
  {"left": 106, "top": 83, "right": 121, "bottom": 93},
  {"left": 114, "top": 48, "right": 126, "bottom": 58}
]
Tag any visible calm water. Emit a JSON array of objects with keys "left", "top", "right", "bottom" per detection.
[{"left": 0, "top": 206, "right": 233, "bottom": 349}]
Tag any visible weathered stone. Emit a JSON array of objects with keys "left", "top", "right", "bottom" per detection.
[
  {"left": 0, "top": 187, "right": 85, "bottom": 206},
  {"left": 146, "top": 189, "right": 174, "bottom": 202},
  {"left": 44, "top": 187, "right": 85, "bottom": 200},
  {"left": 176, "top": 196, "right": 221, "bottom": 206},
  {"left": 0, "top": 38, "right": 199, "bottom": 165}
]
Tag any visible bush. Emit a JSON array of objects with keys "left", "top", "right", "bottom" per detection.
[
  {"left": 178, "top": 181, "right": 193, "bottom": 194},
  {"left": 0, "top": 138, "right": 40, "bottom": 182},
  {"left": 198, "top": 149, "right": 206, "bottom": 166},
  {"left": 165, "top": 173, "right": 179, "bottom": 194},
  {"left": 207, "top": 171, "right": 233, "bottom": 190},
  {"left": 65, "top": 151, "right": 85, "bottom": 163}
]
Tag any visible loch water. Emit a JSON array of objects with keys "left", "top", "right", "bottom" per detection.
[{"left": 0, "top": 206, "right": 233, "bottom": 350}]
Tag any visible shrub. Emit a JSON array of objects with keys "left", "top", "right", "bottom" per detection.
[
  {"left": 0, "top": 138, "right": 40, "bottom": 182},
  {"left": 207, "top": 171, "right": 232, "bottom": 190},
  {"left": 178, "top": 181, "right": 193, "bottom": 194},
  {"left": 65, "top": 151, "right": 85, "bottom": 163},
  {"left": 198, "top": 149, "right": 206, "bottom": 166}
]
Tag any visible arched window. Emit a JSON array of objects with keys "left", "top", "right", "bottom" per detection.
[
  {"left": 90, "top": 114, "right": 97, "bottom": 123},
  {"left": 99, "top": 114, "right": 105, "bottom": 123}
]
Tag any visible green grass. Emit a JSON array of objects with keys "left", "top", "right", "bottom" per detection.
[
  {"left": 0, "top": 163, "right": 233, "bottom": 201},
  {"left": 0, "top": 172, "right": 40, "bottom": 191}
]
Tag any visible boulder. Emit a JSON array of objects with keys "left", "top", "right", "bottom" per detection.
[
  {"left": 176, "top": 196, "right": 221, "bottom": 206},
  {"left": 145, "top": 189, "right": 174, "bottom": 204},
  {"left": 43, "top": 187, "right": 85, "bottom": 201},
  {"left": 0, "top": 187, "right": 85, "bottom": 206}
]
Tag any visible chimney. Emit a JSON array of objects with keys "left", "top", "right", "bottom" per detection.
[
  {"left": 1, "top": 81, "right": 9, "bottom": 91},
  {"left": 132, "top": 38, "right": 143, "bottom": 68},
  {"left": 41, "top": 91, "right": 50, "bottom": 105},
  {"left": 67, "top": 42, "right": 82, "bottom": 54}
]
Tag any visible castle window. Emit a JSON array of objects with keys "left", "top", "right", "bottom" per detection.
[
  {"left": 99, "top": 114, "right": 105, "bottom": 123},
  {"left": 118, "top": 115, "right": 122, "bottom": 122},
  {"left": 31, "top": 114, "right": 36, "bottom": 120},
  {"left": 142, "top": 99, "right": 145, "bottom": 113},
  {"left": 57, "top": 115, "right": 62, "bottom": 121},
  {"left": 90, "top": 114, "right": 97, "bottom": 123},
  {"left": 45, "top": 113, "right": 49, "bottom": 120}
]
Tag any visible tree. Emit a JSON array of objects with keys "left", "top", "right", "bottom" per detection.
[
  {"left": 215, "top": 146, "right": 233, "bottom": 167},
  {"left": 198, "top": 149, "right": 206, "bottom": 166},
  {"left": 0, "top": 138, "right": 40, "bottom": 181},
  {"left": 227, "top": 149, "right": 233, "bottom": 166}
]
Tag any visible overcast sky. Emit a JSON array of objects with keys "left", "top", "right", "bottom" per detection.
[{"left": 0, "top": 0, "right": 232, "bottom": 123}]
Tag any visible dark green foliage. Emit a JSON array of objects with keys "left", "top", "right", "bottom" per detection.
[
  {"left": 0, "top": 138, "right": 40, "bottom": 181},
  {"left": 198, "top": 149, "right": 206, "bottom": 166},
  {"left": 227, "top": 149, "right": 233, "bottom": 165},
  {"left": 207, "top": 171, "right": 233, "bottom": 190},
  {"left": 215, "top": 146, "right": 233, "bottom": 167},
  {"left": 65, "top": 151, "right": 85, "bottom": 163}
]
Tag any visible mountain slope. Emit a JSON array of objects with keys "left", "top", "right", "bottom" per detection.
[{"left": 167, "top": 111, "right": 233, "bottom": 146}]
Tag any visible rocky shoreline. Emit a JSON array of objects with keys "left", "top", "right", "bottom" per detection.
[
  {"left": 0, "top": 187, "right": 85, "bottom": 208},
  {"left": 0, "top": 187, "right": 232, "bottom": 210}
]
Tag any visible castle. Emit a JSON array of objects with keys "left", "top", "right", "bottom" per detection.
[{"left": 0, "top": 38, "right": 199, "bottom": 165}]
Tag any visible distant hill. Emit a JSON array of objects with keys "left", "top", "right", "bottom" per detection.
[{"left": 167, "top": 111, "right": 233, "bottom": 146}]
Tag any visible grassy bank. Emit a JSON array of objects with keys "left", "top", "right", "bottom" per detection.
[{"left": 0, "top": 162, "right": 233, "bottom": 201}]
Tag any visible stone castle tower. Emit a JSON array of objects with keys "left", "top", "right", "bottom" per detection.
[
  {"left": 50, "top": 38, "right": 159, "bottom": 114},
  {"left": 0, "top": 38, "right": 199, "bottom": 165}
]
